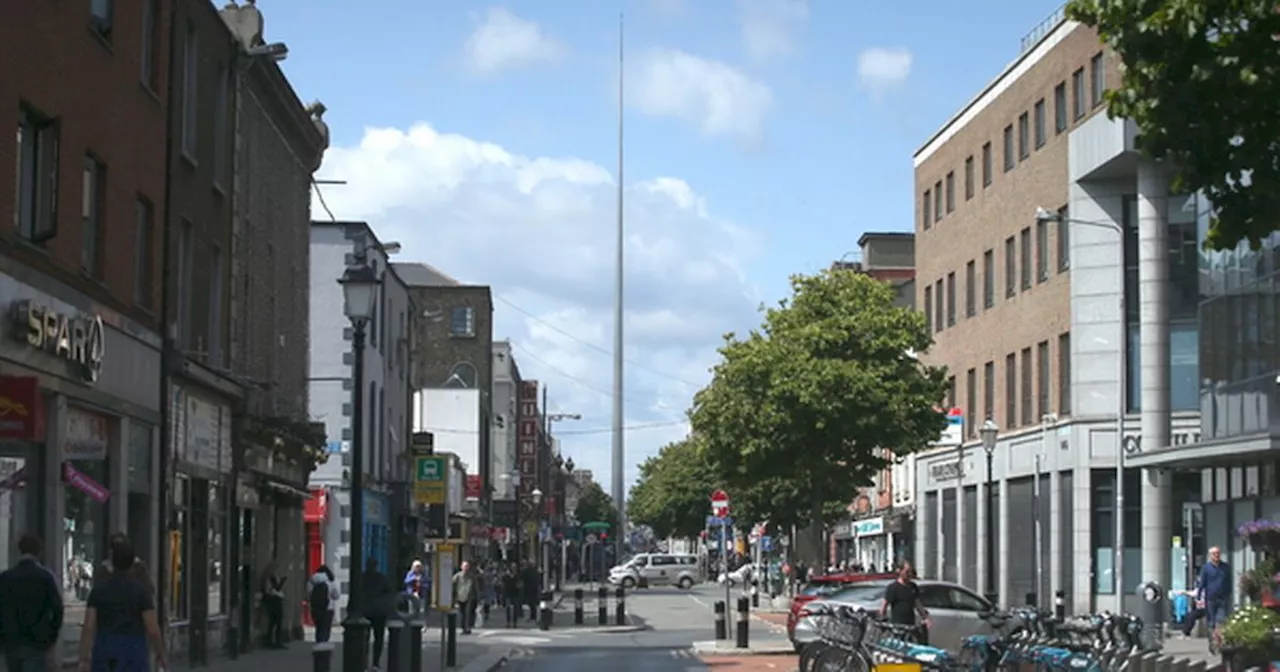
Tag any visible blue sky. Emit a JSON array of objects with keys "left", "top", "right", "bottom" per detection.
[{"left": 275, "top": 0, "right": 1066, "bottom": 495}]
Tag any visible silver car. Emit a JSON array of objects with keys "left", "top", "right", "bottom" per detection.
[
  {"left": 791, "top": 579, "right": 995, "bottom": 653},
  {"left": 608, "top": 553, "right": 700, "bottom": 589}
]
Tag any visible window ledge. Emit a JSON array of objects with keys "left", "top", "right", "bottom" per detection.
[
  {"left": 87, "top": 24, "right": 115, "bottom": 54},
  {"left": 180, "top": 151, "right": 198, "bottom": 169},
  {"left": 212, "top": 182, "right": 227, "bottom": 199},
  {"left": 9, "top": 236, "right": 51, "bottom": 257},
  {"left": 139, "top": 81, "right": 162, "bottom": 105}
]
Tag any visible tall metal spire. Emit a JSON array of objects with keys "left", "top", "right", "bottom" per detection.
[{"left": 610, "top": 11, "right": 627, "bottom": 560}]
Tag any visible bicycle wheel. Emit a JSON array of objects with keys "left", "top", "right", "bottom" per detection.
[
  {"left": 798, "top": 642, "right": 828, "bottom": 672},
  {"left": 814, "top": 646, "right": 859, "bottom": 672}
]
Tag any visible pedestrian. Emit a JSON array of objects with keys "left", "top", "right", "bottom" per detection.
[
  {"left": 76, "top": 539, "right": 168, "bottom": 672},
  {"left": 258, "top": 560, "right": 287, "bottom": 648},
  {"left": 480, "top": 563, "right": 497, "bottom": 626},
  {"left": 880, "top": 562, "right": 931, "bottom": 644},
  {"left": 501, "top": 563, "right": 521, "bottom": 628},
  {"left": 404, "top": 560, "right": 427, "bottom": 602},
  {"left": 0, "top": 534, "right": 64, "bottom": 672},
  {"left": 363, "top": 557, "right": 395, "bottom": 671},
  {"left": 451, "top": 562, "right": 477, "bottom": 634},
  {"left": 519, "top": 561, "right": 540, "bottom": 623},
  {"left": 101, "top": 533, "right": 155, "bottom": 597},
  {"left": 1196, "top": 546, "right": 1231, "bottom": 653},
  {"left": 307, "top": 564, "right": 340, "bottom": 643}
]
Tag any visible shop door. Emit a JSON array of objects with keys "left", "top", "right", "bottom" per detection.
[
  {"left": 189, "top": 478, "right": 210, "bottom": 664},
  {"left": 238, "top": 508, "right": 255, "bottom": 653}
]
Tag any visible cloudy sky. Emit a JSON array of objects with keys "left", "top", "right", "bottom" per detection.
[{"left": 272, "top": 0, "right": 1065, "bottom": 495}]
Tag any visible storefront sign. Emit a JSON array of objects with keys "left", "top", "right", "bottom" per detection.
[
  {"left": 930, "top": 462, "right": 961, "bottom": 482},
  {"left": 65, "top": 407, "right": 109, "bottom": 460},
  {"left": 0, "top": 376, "right": 43, "bottom": 440},
  {"left": 62, "top": 461, "right": 110, "bottom": 502},
  {"left": 13, "top": 300, "right": 105, "bottom": 384},
  {"left": 1122, "top": 430, "right": 1202, "bottom": 455},
  {"left": 855, "top": 517, "right": 885, "bottom": 537},
  {"left": 414, "top": 455, "right": 448, "bottom": 505},
  {"left": 465, "top": 474, "right": 482, "bottom": 500}
]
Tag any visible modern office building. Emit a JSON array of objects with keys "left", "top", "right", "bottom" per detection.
[{"left": 911, "top": 11, "right": 1201, "bottom": 615}]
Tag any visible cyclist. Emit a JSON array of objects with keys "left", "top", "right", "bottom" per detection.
[{"left": 880, "top": 562, "right": 932, "bottom": 644}]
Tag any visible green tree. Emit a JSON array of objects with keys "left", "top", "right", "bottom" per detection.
[
  {"left": 1066, "top": 0, "right": 1280, "bottom": 249},
  {"left": 627, "top": 438, "right": 720, "bottom": 539},
  {"left": 572, "top": 480, "right": 619, "bottom": 531},
  {"left": 689, "top": 269, "right": 949, "bottom": 562}
]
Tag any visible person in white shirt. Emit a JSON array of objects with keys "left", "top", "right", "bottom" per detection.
[{"left": 307, "top": 565, "right": 341, "bottom": 643}]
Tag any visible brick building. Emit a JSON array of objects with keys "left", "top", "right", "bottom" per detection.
[{"left": 911, "top": 11, "right": 1200, "bottom": 615}]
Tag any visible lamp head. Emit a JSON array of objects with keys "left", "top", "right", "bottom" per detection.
[
  {"left": 339, "top": 264, "right": 381, "bottom": 324},
  {"left": 980, "top": 418, "right": 999, "bottom": 455},
  {"left": 531, "top": 488, "right": 543, "bottom": 504},
  {"left": 1034, "top": 206, "right": 1059, "bottom": 223}
]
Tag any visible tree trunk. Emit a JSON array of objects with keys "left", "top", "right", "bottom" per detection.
[{"left": 799, "top": 490, "right": 826, "bottom": 568}]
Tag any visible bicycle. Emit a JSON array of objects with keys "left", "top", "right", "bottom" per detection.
[
  {"left": 866, "top": 618, "right": 966, "bottom": 670},
  {"left": 797, "top": 603, "right": 873, "bottom": 672}
]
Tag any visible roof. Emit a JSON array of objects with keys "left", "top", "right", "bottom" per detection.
[
  {"left": 856, "top": 231, "right": 915, "bottom": 248},
  {"left": 392, "top": 262, "right": 462, "bottom": 287}
]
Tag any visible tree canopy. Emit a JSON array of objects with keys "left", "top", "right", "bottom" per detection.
[
  {"left": 688, "top": 269, "right": 949, "bottom": 536},
  {"left": 572, "top": 480, "right": 619, "bottom": 531},
  {"left": 1066, "top": 0, "right": 1280, "bottom": 249},
  {"left": 627, "top": 438, "right": 718, "bottom": 539}
]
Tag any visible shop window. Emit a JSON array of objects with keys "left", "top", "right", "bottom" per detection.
[
  {"left": 170, "top": 475, "right": 191, "bottom": 622},
  {"left": 208, "top": 485, "right": 226, "bottom": 615},
  {"left": 61, "top": 409, "right": 112, "bottom": 659}
]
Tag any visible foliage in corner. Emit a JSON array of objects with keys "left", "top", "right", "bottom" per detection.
[
  {"left": 688, "top": 269, "right": 949, "bottom": 529},
  {"left": 573, "top": 480, "right": 619, "bottom": 531},
  {"left": 1223, "top": 603, "right": 1280, "bottom": 652},
  {"left": 1066, "top": 0, "right": 1280, "bottom": 249}
]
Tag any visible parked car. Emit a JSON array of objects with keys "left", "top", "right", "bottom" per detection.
[
  {"left": 785, "top": 572, "right": 896, "bottom": 642},
  {"left": 608, "top": 553, "right": 700, "bottom": 589},
  {"left": 790, "top": 579, "right": 995, "bottom": 653}
]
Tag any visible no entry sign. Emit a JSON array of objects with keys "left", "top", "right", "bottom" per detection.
[{"left": 710, "top": 489, "right": 730, "bottom": 515}]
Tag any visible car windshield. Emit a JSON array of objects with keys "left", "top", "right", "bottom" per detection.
[
  {"left": 826, "top": 582, "right": 891, "bottom": 604},
  {"left": 800, "top": 582, "right": 848, "bottom": 597}
]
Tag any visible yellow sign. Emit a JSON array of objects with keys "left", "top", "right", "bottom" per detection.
[{"left": 874, "top": 664, "right": 922, "bottom": 672}]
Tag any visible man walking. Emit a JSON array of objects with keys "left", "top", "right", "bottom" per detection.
[
  {"left": 0, "top": 535, "right": 64, "bottom": 672},
  {"left": 1196, "top": 546, "right": 1231, "bottom": 653},
  {"left": 452, "top": 562, "right": 477, "bottom": 634},
  {"left": 880, "top": 562, "right": 931, "bottom": 644},
  {"left": 363, "top": 557, "right": 394, "bottom": 671}
]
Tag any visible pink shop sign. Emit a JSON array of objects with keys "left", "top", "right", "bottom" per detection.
[{"left": 62, "top": 461, "right": 110, "bottom": 503}]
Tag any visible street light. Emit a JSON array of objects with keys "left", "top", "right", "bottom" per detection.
[
  {"left": 339, "top": 262, "right": 380, "bottom": 672},
  {"left": 531, "top": 488, "right": 545, "bottom": 578},
  {"left": 499, "top": 471, "right": 523, "bottom": 563},
  {"left": 980, "top": 419, "right": 999, "bottom": 606},
  {"left": 1036, "top": 206, "right": 1127, "bottom": 596}
]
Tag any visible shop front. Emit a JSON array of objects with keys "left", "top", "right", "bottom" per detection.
[
  {"left": 830, "top": 521, "right": 853, "bottom": 566},
  {"left": 853, "top": 516, "right": 889, "bottom": 571},
  {"left": 364, "top": 489, "right": 391, "bottom": 574},
  {"left": 304, "top": 488, "right": 328, "bottom": 578}
]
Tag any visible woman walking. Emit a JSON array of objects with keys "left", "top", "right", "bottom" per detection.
[{"left": 77, "top": 541, "right": 167, "bottom": 672}]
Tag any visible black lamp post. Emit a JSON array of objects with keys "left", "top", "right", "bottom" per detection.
[
  {"left": 980, "top": 418, "right": 999, "bottom": 607},
  {"left": 339, "top": 263, "right": 380, "bottom": 672},
  {"left": 531, "top": 487, "right": 544, "bottom": 581}
]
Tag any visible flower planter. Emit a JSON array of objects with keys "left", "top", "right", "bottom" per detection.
[{"left": 1222, "top": 644, "right": 1280, "bottom": 672}]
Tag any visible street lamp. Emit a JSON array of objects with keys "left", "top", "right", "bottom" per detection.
[
  {"left": 500, "top": 471, "right": 523, "bottom": 562},
  {"left": 339, "top": 262, "right": 380, "bottom": 672},
  {"left": 980, "top": 418, "right": 999, "bottom": 607},
  {"left": 1036, "top": 206, "right": 1126, "bottom": 595},
  {"left": 531, "top": 488, "right": 544, "bottom": 578}
]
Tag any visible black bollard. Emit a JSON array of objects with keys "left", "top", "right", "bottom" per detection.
[
  {"left": 751, "top": 578, "right": 760, "bottom": 608},
  {"left": 574, "top": 589, "right": 584, "bottom": 625},
  {"left": 386, "top": 619, "right": 404, "bottom": 672},
  {"left": 408, "top": 615, "right": 423, "bottom": 672},
  {"left": 1054, "top": 590, "right": 1066, "bottom": 621},
  {"left": 615, "top": 587, "right": 626, "bottom": 626},
  {"left": 735, "top": 596, "right": 749, "bottom": 648},
  {"left": 714, "top": 600, "right": 727, "bottom": 640},
  {"left": 598, "top": 586, "right": 608, "bottom": 625},
  {"left": 539, "top": 590, "right": 553, "bottom": 631},
  {"left": 446, "top": 611, "right": 458, "bottom": 668},
  {"left": 311, "top": 641, "right": 334, "bottom": 672}
]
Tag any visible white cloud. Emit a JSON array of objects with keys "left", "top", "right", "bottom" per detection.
[
  {"left": 314, "top": 123, "right": 762, "bottom": 491},
  {"left": 464, "top": 7, "right": 565, "bottom": 75},
  {"left": 629, "top": 48, "right": 773, "bottom": 141},
  {"left": 737, "top": 0, "right": 809, "bottom": 62},
  {"left": 856, "top": 47, "right": 913, "bottom": 94}
]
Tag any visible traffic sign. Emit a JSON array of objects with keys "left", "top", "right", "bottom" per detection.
[
  {"left": 710, "top": 489, "right": 730, "bottom": 514},
  {"left": 705, "top": 515, "right": 734, "bottom": 527},
  {"left": 414, "top": 455, "right": 448, "bottom": 504}
]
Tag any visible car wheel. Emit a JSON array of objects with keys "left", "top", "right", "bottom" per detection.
[
  {"left": 621, "top": 576, "right": 636, "bottom": 589},
  {"left": 678, "top": 577, "right": 693, "bottom": 589}
]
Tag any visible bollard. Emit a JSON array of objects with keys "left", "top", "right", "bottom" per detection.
[
  {"left": 615, "top": 587, "right": 626, "bottom": 626},
  {"left": 735, "top": 596, "right": 749, "bottom": 648},
  {"left": 598, "top": 586, "right": 608, "bottom": 625},
  {"left": 408, "top": 615, "right": 424, "bottom": 672},
  {"left": 539, "top": 590, "right": 553, "bottom": 631},
  {"left": 1184, "top": 661, "right": 1207, "bottom": 672},
  {"left": 445, "top": 611, "right": 458, "bottom": 668},
  {"left": 713, "top": 600, "right": 727, "bottom": 640},
  {"left": 1169, "top": 659, "right": 1189, "bottom": 672},
  {"left": 311, "top": 641, "right": 334, "bottom": 672},
  {"left": 573, "top": 588, "right": 584, "bottom": 625},
  {"left": 1054, "top": 590, "right": 1066, "bottom": 621},
  {"left": 386, "top": 619, "right": 404, "bottom": 672},
  {"left": 751, "top": 579, "right": 759, "bottom": 608}
]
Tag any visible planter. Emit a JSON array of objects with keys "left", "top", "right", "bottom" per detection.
[{"left": 1222, "top": 644, "right": 1279, "bottom": 672}]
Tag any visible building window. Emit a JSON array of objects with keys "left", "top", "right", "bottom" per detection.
[
  {"left": 981, "top": 142, "right": 992, "bottom": 186},
  {"left": 923, "top": 284, "right": 933, "bottom": 333},
  {"left": 1019, "top": 227, "right": 1032, "bottom": 290},
  {"left": 922, "top": 189, "right": 932, "bottom": 230},
  {"left": 450, "top": 306, "right": 475, "bottom": 337},
  {"left": 1090, "top": 52, "right": 1105, "bottom": 107},
  {"left": 181, "top": 21, "right": 199, "bottom": 160},
  {"left": 964, "top": 156, "right": 974, "bottom": 200},
  {"left": 1054, "top": 81, "right": 1067, "bottom": 133},
  {"left": 1003, "top": 125, "right": 1015, "bottom": 171},
  {"left": 1020, "top": 347, "right": 1033, "bottom": 426},
  {"left": 983, "top": 361, "right": 995, "bottom": 425},
  {"left": 1057, "top": 204, "right": 1070, "bottom": 272},
  {"left": 944, "top": 172, "right": 955, "bottom": 213},
  {"left": 1004, "top": 237, "right": 1016, "bottom": 298},
  {"left": 178, "top": 219, "right": 194, "bottom": 349},
  {"left": 1072, "top": 67, "right": 1086, "bottom": 119},
  {"left": 134, "top": 198, "right": 154, "bottom": 308},
  {"left": 1005, "top": 353, "right": 1017, "bottom": 428},
  {"left": 982, "top": 249, "right": 994, "bottom": 309},
  {"left": 1033, "top": 99, "right": 1046, "bottom": 149},
  {"left": 15, "top": 105, "right": 60, "bottom": 244},
  {"left": 213, "top": 64, "right": 230, "bottom": 190},
  {"left": 965, "top": 368, "right": 977, "bottom": 437},
  {"left": 934, "top": 180, "right": 943, "bottom": 222},
  {"left": 208, "top": 245, "right": 224, "bottom": 367},
  {"left": 933, "top": 279, "right": 943, "bottom": 333},
  {"left": 1058, "top": 332, "right": 1071, "bottom": 415},
  {"left": 81, "top": 155, "right": 105, "bottom": 277},
  {"left": 1035, "top": 219, "right": 1049, "bottom": 283},
  {"left": 1037, "top": 340, "right": 1050, "bottom": 419},
  {"left": 964, "top": 260, "right": 976, "bottom": 318},
  {"left": 90, "top": 0, "right": 113, "bottom": 40},
  {"left": 141, "top": 0, "right": 160, "bottom": 89},
  {"left": 945, "top": 271, "right": 956, "bottom": 326},
  {"left": 1018, "top": 112, "right": 1030, "bottom": 161},
  {"left": 1091, "top": 469, "right": 1142, "bottom": 594}
]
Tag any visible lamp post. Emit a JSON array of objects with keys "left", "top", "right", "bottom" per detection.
[
  {"left": 531, "top": 487, "right": 544, "bottom": 581},
  {"left": 980, "top": 418, "right": 999, "bottom": 607},
  {"left": 501, "top": 471, "right": 522, "bottom": 562},
  {"left": 339, "top": 263, "right": 380, "bottom": 672}
]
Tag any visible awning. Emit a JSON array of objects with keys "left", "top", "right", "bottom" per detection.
[
  {"left": 1124, "top": 432, "right": 1278, "bottom": 470},
  {"left": 304, "top": 489, "right": 328, "bottom": 523}
]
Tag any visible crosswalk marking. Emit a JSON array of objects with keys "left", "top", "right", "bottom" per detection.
[{"left": 669, "top": 648, "right": 696, "bottom": 659}]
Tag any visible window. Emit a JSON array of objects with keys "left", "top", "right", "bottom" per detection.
[
  {"left": 983, "top": 361, "right": 995, "bottom": 425},
  {"left": 181, "top": 22, "right": 199, "bottom": 159},
  {"left": 81, "top": 155, "right": 105, "bottom": 276},
  {"left": 1003, "top": 125, "right": 1015, "bottom": 171},
  {"left": 946, "top": 376, "right": 956, "bottom": 409},
  {"left": 90, "top": 0, "right": 113, "bottom": 40},
  {"left": 933, "top": 279, "right": 943, "bottom": 333},
  {"left": 1037, "top": 340, "right": 1050, "bottom": 419},
  {"left": 965, "top": 368, "right": 977, "bottom": 438},
  {"left": 1033, "top": 99, "right": 1046, "bottom": 148},
  {"left": 1019, "top": 227, "right": 1032, "bottom": 290},
  {"left": 922, "top": 190, "right": 932, "bottom": 230},
  {"left": 934, "top": 180, "right": 943, "bottom": 221},
  {"left": 1072, "top": 68, "right": 1086, "bottom": 119},
  {"left": 1017, "top": 112, "right": 1030, "bottom": 160},
  {"left": 923, "top": 285, "right": 933, "bottom": 333},
  {"left": 964, "top": 260, "right": 976, "bottom": 318},
  {"left": 141, "top": 0, "right": 160, "bottom": 88},
  {"left": 133, "top": 198, "right": 154, "bottom": 308},
  {"left": 1020, "top": 347, "right": 1033, "bottom": 426},
  {"left": 208, "top": 245, "right": 224, "bottom": 366},
  {"left": 1035, "top": 219, "right": 1049, "bottom": 283},
  {"left": 964, "top": 156, "right": 974, "bottom": 200},
  {"left": 1005, "top": 353, "right": 1017, "bottom": 428},
  {"left": 15, "top": 105, "right": 60, "bottom": 243},
  {"left": 213, "top": 64, "right": 230, "bottom": 190},
  {"left": 1058, "top": 332, "right": 1071, "bottom": 415},
  {"left": 207, "top": 485, "right": 226, "bottom": 615},
  {"left": 1057, "top": 204, "right": 1070, "bottom": 272},
  {"left": 1053, "top": 82, "right": 1067, "bottom": 133},
  {"left": 982, "top": 249, "right": 994, "bottom": 309},
  {"left": 944, "top": 172, "right": 955, "bottom": 213},
  {"left": 981, "top": 142, "right": 992, "bottom": 186},
  {"left": 1090, "top": 52, "right": 1105, "bottom": 107},
  {"left": 945, "top": 272, "right": 956, "bottom": 326},
  {"left": 1004, "top": 236, "right": 1016, "bottom": 298},
  {"left": 178, "top": 220, "right": 194, "bottom": 349},
  {"left": 450, "top": 306, "right": 475, "bottom": 337}
]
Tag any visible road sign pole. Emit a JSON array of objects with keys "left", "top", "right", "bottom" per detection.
[{"left": 721, "top": 523, "right": 729, "bottom": 611}]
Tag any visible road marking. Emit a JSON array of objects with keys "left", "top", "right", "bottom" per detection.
[{"left": 688, "top": 594, "right": 709, "bottom": 607}]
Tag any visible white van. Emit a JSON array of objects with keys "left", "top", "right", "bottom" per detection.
[{"left": 609, "top": 553, "right": 700, "bottom": 589}]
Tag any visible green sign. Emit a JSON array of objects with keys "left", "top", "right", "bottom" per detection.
[{"left": 414, "top": 456, "right": 448, "bottom": 505}]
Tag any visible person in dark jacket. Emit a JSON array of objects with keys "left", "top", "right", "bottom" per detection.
[
  {"left": 0, "top": 534, "right": 64, "bottom": 672},
  {"left": 519, "top": 561, "right": 540, "bottom": 622},
  {"left": 363, "top": 557, "right": 395, "bottom": 670},
  {"left": 1196, "top": 546, "right": 1231, "bottom": 652},
  {"left": 260, "top": 560, "right": 287, "bottom": 648},
  {"left": 77, "top": 541, "right": 167, "bottom": 672},
  {"left": 500, "top": 564, "right": 521, "bottom": 627}
]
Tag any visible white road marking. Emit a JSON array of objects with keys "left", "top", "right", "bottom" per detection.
[{"left": 688, "top": 594, "right": 709, "bottom": 607}]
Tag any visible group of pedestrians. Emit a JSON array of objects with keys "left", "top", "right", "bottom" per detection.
[{"left": 449, "top": 560, "right": 545, "bottom": 633}]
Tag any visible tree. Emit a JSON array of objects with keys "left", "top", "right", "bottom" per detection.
[
  {"left": 627, "top": 438, "right": 720, "bottom": 539},
  {"left": 572, "top": 480, "right": 619, "bottom": 531},
  {"left": 1066, "top": 0, "right": 1280, "bottom": 249},
  {"left": 688, "top": 269, "right": 950, "bottom": 562}
]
